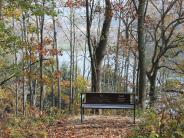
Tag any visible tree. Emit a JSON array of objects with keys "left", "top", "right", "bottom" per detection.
[
  {"left": 145, "top": 0, "right": 184, "bottom": 106},
  {"left": 86, "top": 0, "right": 113, "bottom": 92},
  {"left": 52, "top": 0, "right": 61, "bottom": 109},
  {"left": 132, "top": 0, "right": 147, "bottom": 108}
]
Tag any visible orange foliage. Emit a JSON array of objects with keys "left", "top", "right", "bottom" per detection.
[
  {"left": 43, "top": 37, "right": 53, "bottom": 45},
  {"left": 54, "top": 71, "right": 62, "bottom": 78},
  {"left": 61, "top": 80, "right": 70, "bottom": 88},
  {"left": 44, "top": 60, "right": 55, "bottom": 66}
]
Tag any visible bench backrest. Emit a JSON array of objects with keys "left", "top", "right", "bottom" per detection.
[{"left": 83, "top": 93, "right": 134, "bottom": 104}]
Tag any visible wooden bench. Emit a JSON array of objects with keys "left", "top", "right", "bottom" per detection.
[{"left": 80, "top": 92, "right": 136, "bottom": 123}]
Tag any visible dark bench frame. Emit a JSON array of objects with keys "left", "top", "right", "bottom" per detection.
[{"left": 80, "top": 92, "right": 136, "bottom": 123}]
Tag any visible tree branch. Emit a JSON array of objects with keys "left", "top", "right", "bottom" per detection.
[{"left": 0, "top": 59, "right": 48, "bottom": 86}]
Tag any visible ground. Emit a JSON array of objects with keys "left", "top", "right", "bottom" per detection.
[{"left": 48, "top": 116, "right": 136, "bottom": 138}]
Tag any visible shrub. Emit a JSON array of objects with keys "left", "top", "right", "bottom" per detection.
[{"left": 132, "top": 95, "right": 184, "bottom": 138}]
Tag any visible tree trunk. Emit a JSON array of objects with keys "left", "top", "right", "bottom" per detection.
[
  {"left": 22, "top": 14, "right": 27, "bottom": 115},
  {"left": 13, "top": 17, "right": 18, "bottom": 115},
  {"left": 147, "top": 65, "right": 158, "bottom": 106},
  {"left": 32, "top": 6, "right": 39, "bottom": 107},
  {"left": 51, "top": 29, "right": 55, "bottom": 107},
  {"left": 39, "top": 3, "right": 45, "bottom": 111},
  {"left": 51, "top": 9, "right": 55, "bottom": 107},
  {"left": 149, "top": 75, "right": 156, "bottom": 106},
  {"left": 106, "top": 54, "right": 110, "bottom": 91},
  {"left": 137, "top": 0, "right": 146, "bottom": 108},
  {"left": 86, "top": 0, "right": 96, "bottom": 92},
  {"left": 114, "top": 10, "right": 121, "bottom": 92},
  {"left": 69, "top": 7, "right": 74, "bottom": 111},
  {"left": 132, "top": 54, "right": 137, "bottom": 93},
  {"left": 72, "top": 16, "right": 76, "bottom": 103},
  {"left": 120, "top": 51, "right": 125, "bottom": 92},
  {"left": 32, "top": 80, "right": 37, "bottom": 106},
  {"left": 83, "top": 41, "right": 87, "bottom": 78},
  {"left": 95, "top": 64, "right": 102, "bottom": 92},
  {"left": 29, "top": 45, "right": 33, "bottom": 106},
  {"left": 53, "top": 16, "right": 61, "bottom": 109}
]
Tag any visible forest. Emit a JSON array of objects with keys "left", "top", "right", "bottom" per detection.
[{"left": 0, "top": 0, "right": 184, "bottom": 137}]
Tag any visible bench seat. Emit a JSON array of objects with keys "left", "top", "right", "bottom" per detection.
[{"left": 82, "top": 104, "right": 134, "bottom": 109}]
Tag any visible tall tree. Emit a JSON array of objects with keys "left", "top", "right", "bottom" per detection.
[
  {"left": 133, "top": 0, "right": 147, "bottom": 108},
  {"left": 39, "top": 0, "right": 45, "bottom": 111},
  {"left": 86, "top": 0, "right": 113, "bottom": 92},
  {"left": 52, "top": 1, "right": 61, "bottom": 109}
]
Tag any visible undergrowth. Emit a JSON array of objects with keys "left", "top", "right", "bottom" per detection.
[
  {"left": 0, "top": 107, "right": 67, "bottom": 138},
  {"left": 132, "top": 94, "right": 184, "bottom": 138}
]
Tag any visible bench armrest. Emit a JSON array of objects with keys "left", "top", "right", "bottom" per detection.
[{"left": 80, "top": 93, "right": 85, "bottom": 104}]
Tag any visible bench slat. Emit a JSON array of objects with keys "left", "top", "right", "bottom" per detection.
[
  {"left": 82, "top": 104, "right": 134, "bottom": 109},
  {"left": 85, "top": 93, "right": 132, "bottom": 104}
]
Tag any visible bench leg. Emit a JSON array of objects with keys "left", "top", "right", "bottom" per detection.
[
  {"left": 81, "top": 107, "right": 83, "bottom": 123},
  {"left": 133, "top": 108, "right": 135, "bottom": 124},
  {"left": 81, "top": 108, "right": 84, "bottom": 123},
  {"left": 83, "top": 108, "right": 84, "bottom": 120}
]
